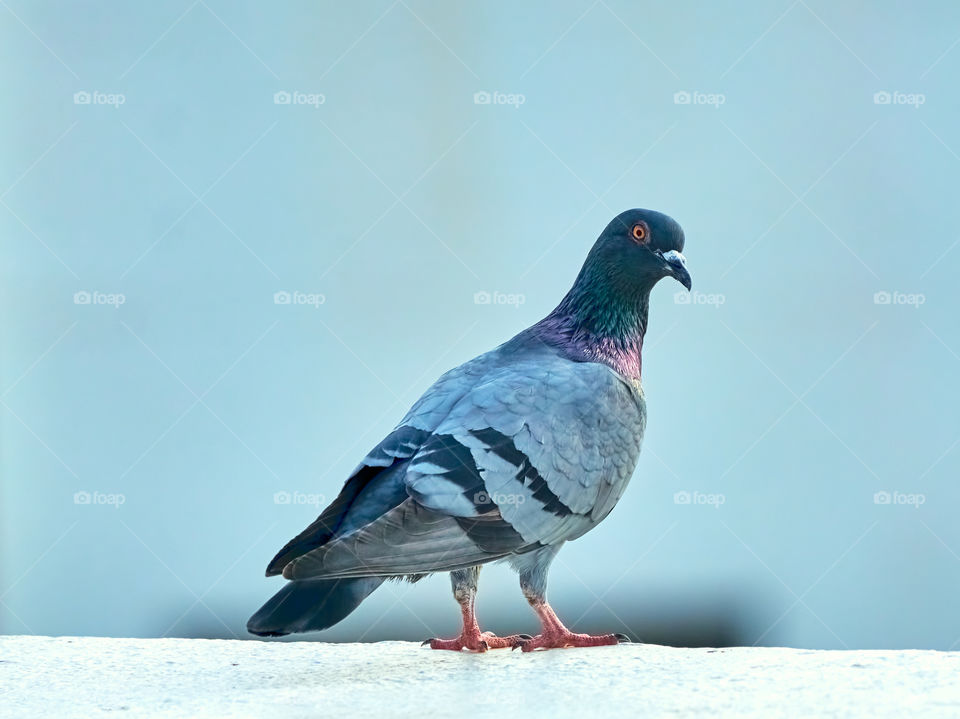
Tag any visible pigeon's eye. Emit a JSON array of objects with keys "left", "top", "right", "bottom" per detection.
[{"left": 631, "top": 223, "right": 648, "bottom": 243}]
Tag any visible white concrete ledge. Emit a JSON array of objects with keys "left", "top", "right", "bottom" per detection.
[{"left": 2, "top": 636, "right": 958, "bottom": 718}]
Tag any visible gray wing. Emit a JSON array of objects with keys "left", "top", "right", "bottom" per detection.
[
  {"left": 267, "top": 351, "right": 496, "bottom": 576},
  {"left": 407, "top": 356, "right": 646, "bottom": 546},
  {"left": 282, "top": 351, "right": 646, "bottom": 580},
  {"left": 265, "top": 425, "right": 428, "bottom": 576}
]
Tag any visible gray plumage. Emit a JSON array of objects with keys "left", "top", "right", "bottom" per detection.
[
  {"left": 280, "top": 346, "right": 644, "bottom": 581},
  {"left": 248, "top": 208, "right": 690, "bottom": 643}
]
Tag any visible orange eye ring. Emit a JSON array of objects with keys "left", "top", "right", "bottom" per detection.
[{"left": 631, "top": 223, "right": 647, "bottom": 243}]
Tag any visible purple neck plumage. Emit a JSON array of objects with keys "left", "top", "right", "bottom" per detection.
[{"left": 529, "top": 269, "right": 652, "bottom": 380}]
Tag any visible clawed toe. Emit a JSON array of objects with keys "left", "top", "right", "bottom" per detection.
[
  {"left": 423, "top": 632, "right": 521, "bottom": 652},
  {"left": 517, "top": 630, "right": 625, "bottom": 651},
  {"left": 511, "top": 634, "right": 537, "bottom": 650},
  {"left": 420, "top": 637, "right": 472, "bottom": 652}
]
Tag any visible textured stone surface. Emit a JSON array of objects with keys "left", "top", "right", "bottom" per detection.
[{"left": 2, "top": 636, "right": 959, "bottom": 718}]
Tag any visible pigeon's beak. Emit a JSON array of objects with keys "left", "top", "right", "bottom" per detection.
[{"left": 662, "top": 250, "right": 692, "bottom": 291}]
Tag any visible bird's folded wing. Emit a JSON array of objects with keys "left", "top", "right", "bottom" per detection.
[
  {"left": 282, "top": 499, "right": 526, "bottom": 578},
  {"left": 282, "top": 354, "right": 645, "bottom": 580},
  {"left": 265, "top": 425, "right": 430, "bottom": 575},
  {"left": 407, "top": 357, "right": 646, "bottom": 546}
]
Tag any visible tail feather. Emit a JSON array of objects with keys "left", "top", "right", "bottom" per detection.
[{"left": 246, "top": 577, "right": 384, "bottom": 636}]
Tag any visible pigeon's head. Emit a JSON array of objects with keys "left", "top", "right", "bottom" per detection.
[{"left": 592, "top": 208, "right": 691, "bottom": 292}]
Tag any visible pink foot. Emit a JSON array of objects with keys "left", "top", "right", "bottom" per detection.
[
  {"left": 517, "top": 630, "right": 629, "bottom": 652},
  {"left": 423, "top": 630, "right": 531, "bottom": 652}
]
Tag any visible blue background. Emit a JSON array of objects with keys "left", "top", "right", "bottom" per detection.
[{"left": 3, "top": 0, "right": 959, "bottom": 649}]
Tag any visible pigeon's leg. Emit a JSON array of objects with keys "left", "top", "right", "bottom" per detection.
[
  {"left": 424, "top": 567, "right": 529, "bottom": 651},
  {"left": 514, "top": 547, "right": 626, "bottom": 652}
]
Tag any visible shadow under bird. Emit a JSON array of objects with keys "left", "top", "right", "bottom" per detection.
[{"left": 248, "top": 208, "right": 691, "bottom": 651}]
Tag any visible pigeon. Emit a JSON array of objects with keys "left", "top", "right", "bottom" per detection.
[{"left": 247, "top": 208, "right": 691, "bottom": 651}]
